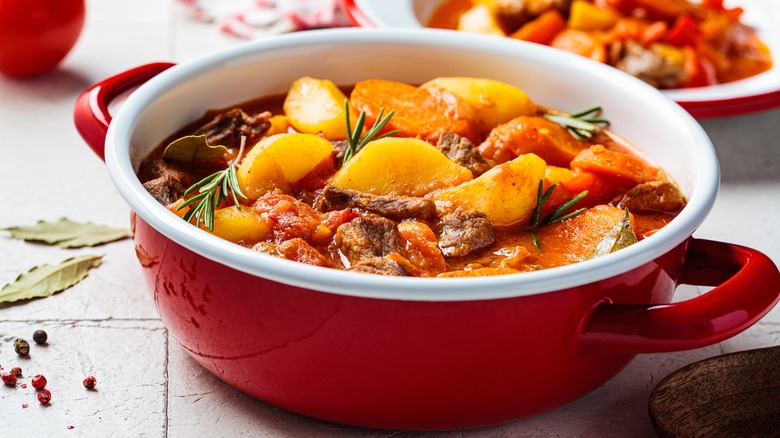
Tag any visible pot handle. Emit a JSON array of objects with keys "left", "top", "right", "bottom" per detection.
[
  {"left": 73, "top": 62, "right": 175, "bottom": 161},
  {"left": 580, "top": 238, "right": 780, "bottom": 355}
]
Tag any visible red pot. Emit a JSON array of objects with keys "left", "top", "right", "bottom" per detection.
[{"left": 73, "top": 29, "right": 780, "bottom": 430}]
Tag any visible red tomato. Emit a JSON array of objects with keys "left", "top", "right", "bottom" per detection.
[{"left": 0, "top": 0, "right": 85, "bottom": 77}]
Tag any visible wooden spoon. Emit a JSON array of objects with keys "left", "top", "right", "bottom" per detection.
[{"left": 649, "top": 345, "right": 780, "bottom": 437}]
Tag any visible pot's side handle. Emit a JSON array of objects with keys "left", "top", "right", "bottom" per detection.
[
  {"left": 73, "top": 62, "right": 175, "bottom": 161},
  {"left": 580, "top": 238, "right": 780, "bottom": 355}
]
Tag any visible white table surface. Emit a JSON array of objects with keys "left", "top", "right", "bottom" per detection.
[{"left": 1, "top": 1, "right": 778, "bottom": 436}]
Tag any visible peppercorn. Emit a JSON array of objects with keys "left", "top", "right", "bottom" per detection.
[
  {"left": 37, "top": 389, "right": 51, "bottom": 404},
  {"left": 13, "top": 338, "right": 30, "bottom": 356},
  {"left": 10, "top": 367, "right": 21, "bottom": 377},
  {"left": 32, "top": 374, "right": 47, "bottom": 390},
  {"left": 83, "top": 375, "right": 97, "bottom": 389},
  {"left": 32, "top": 330, "right": 48, "bottom": 344},
  {"left": 2, "top": 372, "right": 17, "bottom": 386}
]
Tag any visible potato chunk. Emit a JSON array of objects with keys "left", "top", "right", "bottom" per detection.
[
  {"left": 428, "top": 153, "right": 546, "bottom": 226},
  {"left": 458, "top": 4, "right": 505, "bottom": 36},
  {"left": 283, "top": 77, "right": 351, "bottom": 140},
  {"left": 420, "top": 77, "right": 537, "bottom": 133},
  {"left": 237, "top": 133, "right": 332, "bottom": 200},
  {"left": 210, "top": 205, "right": 272, "bottom": 244},
  {"left": 330, "top": 137, "right": 473, "bottom": 197}
]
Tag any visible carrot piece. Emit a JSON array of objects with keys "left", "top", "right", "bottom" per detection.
[
  {"left": 570, "top": 145, "right": 659, "bottom": 186},
  {"left": 559, "top": 170, "right": 625, "bottom": 206},
  {"left": 478, "top": 116, "right": 587, "bottom": 166},
  {"left": 437, "top": 267, "right": 521, "bottom": 278},
  {"left": 349, "top": 79, "right": 481, "bottom": 145},
  {"left": 551, "top": 29, "right": 607, "bottom": 63},
  {"left": 510, "top": 10, "right": 567, "bottom": 45},
  {"left": 397, "top": 221, "right": 447, "bottom": 274},
  {"left": 534, "top": 205, "right": 634, "bottom": 260}
]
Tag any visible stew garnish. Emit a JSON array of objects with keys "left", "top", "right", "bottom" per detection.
[
  {"left": 529, "top": 180, "right": 589, "bottom": 251},
  {"left": 177, "top": 136, "right": 248, "bottom": 231},
  {"left": 543, "top": 105, "right": 609, "bottom": 140},
  {"left": 342, "top": 100, "right": 400, "bottom": 166}
]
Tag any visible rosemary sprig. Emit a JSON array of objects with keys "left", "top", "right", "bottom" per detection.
[
  {"left": 177, "top": 136, "right": 249, "bottom": 231},
  {"left": 342, "top": 100, "right": 400, "bottom": 165},
  {"left": 529, "top": 180, "right": 588, "bottom": 252},
  {"left": 544, "top": 105, "right": 610, "bottom": 140}
]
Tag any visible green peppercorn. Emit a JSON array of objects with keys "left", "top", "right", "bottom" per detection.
[
  {"left": 14, "top": 338, "right": 30, "bottom": 356},
  {"left": 33, "top": 330, "right": 48, "bottom": 344}
]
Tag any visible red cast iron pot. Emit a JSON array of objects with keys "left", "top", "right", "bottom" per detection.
[{"left": 73, "top": 29, "right": 780, "bottom": 430}]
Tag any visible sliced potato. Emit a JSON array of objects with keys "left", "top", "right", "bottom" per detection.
[
  {"left": 283, "top": 77, "right": 351, "bottom": 139},
  {"left": 428, "top": 153, "right": 546, "bottom": 226},
  {"left": 237, "top": 133, "right": 332, "bottom": 200},
  {"left": 330, "top": 137, "right": 472, "bottom": 197},
  {"left": 420, "top": 77, "right": 537, "bottom": 132},
  {"left": 210, "top": 205, "right": 272, "bottom": 244}
]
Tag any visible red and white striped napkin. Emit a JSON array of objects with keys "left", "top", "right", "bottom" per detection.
[{"left": 178, "top": 0, "right": 350, "bottom": 39}]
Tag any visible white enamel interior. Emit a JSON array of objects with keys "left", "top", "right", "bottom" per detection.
[
  {"left": 355, "top": 0, "right": 780, "bottom": 106},
  {"left": 105, "top": 28, "right": 718, "bottom": 301}
]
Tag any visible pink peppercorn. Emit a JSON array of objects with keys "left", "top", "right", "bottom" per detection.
[
  {"left": 1, "top": 372, "right": 17, "bottom": 386},
  {"left": 83, "top": 375, "right": 96, "bottom": 389},
  {"left": 31, "top": 374, "right": 47, "bottom": 390},
  {"left": 37, "top": 389, "right": 51, "bottom": 404}
]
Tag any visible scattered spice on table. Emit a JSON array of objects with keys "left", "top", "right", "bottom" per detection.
[
  {"left": 33, "top": 330, "right": 48, "bottom": 344},
  {"left": 32, "top": 374, "right": 47, "bottom": 390},
  {"left": 37, "top": 389, "right": 51, "bottom": 404},
  {"left": 83, "top": 376, "right": 97, "bottom": 389},
  {"left": 2, "top": 372, "right": 17, "bottom": 386},
  {"left": 14, "top": 338, "right": 30, "bottom": 356}
]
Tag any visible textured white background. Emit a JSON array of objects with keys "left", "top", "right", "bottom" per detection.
[{"left": 0, "top": 0, "right": 778, "bottom": 436}]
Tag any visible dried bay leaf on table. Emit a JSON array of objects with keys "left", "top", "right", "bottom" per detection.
[
  {"left": 2, "top": 218, "right": 130, "bottom": 248},
  {"left": 0, "top": 255, "right": 103, "bottom": 304}
]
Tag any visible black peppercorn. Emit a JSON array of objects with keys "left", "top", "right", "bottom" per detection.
[
  {"left": 13, "top": 338, "right": 30, "bottom": 356},
  {"left": 33, "top": 330, "right": 48, "bottom": 344}
]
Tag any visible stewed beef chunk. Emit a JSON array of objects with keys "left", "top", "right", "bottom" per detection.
[
  {"left": 437, "top": 210, "right": 495, "bottom": 258},
  {"left": 319, "top": 186, "right": 436, "bottom": 220},
  {"left": 331, "top": 140, "right": 349, "bottom": 169},
  {"left": 138, "top": 157, "right": 195, "bottom": 186},
  {"left": 350, "top": 256, "right": 413, "bottom": 276},
  {"left": 336, "top": 215, "right": 404, "bottom": 266},
  {"left": 615, "top": 41, "right": 685, "bottom": 89},
  {"left": 142, "top": 175, "right": 185, "bottom": 207},
  {"left": 436, "top": 131, "right": 494, "bottom": 176},
  {"left": 618, "top": 181, "right": 685, "bottom": 213},
  {"left": 193, "top": 108, "right": 272, "bottom": 147}
]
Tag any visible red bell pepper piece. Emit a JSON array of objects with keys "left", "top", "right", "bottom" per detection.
[{"left": 665, "top": 15, "right": 702, "bottom": 47}]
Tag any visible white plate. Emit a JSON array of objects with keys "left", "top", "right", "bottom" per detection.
[{"left": 341, "top": 0, "right": 780, "bottom": 118}]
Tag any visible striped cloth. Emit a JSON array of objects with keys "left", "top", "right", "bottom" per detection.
[{"left": 178, "top": 0, "right": 350, "bottom": 39}]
